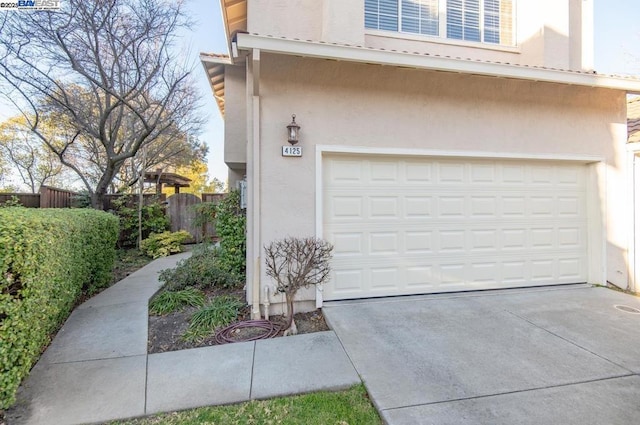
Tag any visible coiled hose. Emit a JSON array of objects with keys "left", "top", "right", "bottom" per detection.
[{"left": 214, "top": 320, "right": 280, "bottom": 344}]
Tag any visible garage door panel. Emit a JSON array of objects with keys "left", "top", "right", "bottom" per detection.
[
  {"left": 323, "top": 156, "right": 588, "bottom": 300},
  {"left": 327, "top": 192, "right": 585, "bottom": 221},
  {"left": 327, "top": 225, "right": 587, "bottom": 257}
]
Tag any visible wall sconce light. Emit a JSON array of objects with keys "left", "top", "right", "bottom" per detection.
[{"left": 287, "top": 114, "right": 300, "bottom": 145}]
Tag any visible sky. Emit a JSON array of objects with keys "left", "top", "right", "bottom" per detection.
[{"left": 1, "top": 1, "right": 640, "bottom": 185}]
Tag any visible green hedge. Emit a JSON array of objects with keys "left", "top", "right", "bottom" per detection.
[
  {"left": 216, "top": 190, "right": 246, "bottom": 281},
  {"left": 0, "top": 207, "right": 119, "bottom": 409}
]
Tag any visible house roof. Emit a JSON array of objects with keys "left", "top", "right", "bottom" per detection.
[
  {"left": 200, "top": 53, "right": 232, "bottom": 116},
  {"left": 629, "top": 97, "right": 640, "bottom": 143},
  {"left": 219, "top": 0, "right": 247, "bottom": 53},
  {"left": 234, "top": 33, "right": 640, "bottom": 93},
  {"left": 144, "top": 171, "right": 192, "bottom": 187},
  {"left": 204, "top": 10, "right": 640, "bottom": 118}
]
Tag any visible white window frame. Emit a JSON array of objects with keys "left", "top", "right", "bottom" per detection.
[{"left": 366, "top": 0, "right": 517, "bottom": 47}]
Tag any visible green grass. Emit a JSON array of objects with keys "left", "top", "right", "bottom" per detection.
[
  {"left": 111, "top": 385, "right": 381, "bottom": 425},
  {"left": 149, "top": 289, "right": 206, "bottom": 315},
  {"left": 183, "top": 295, "right": 244, "bottom": 341}
]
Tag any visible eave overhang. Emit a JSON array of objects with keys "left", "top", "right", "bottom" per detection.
[
  {"left": 236, "top": 33, "right": 640, "bottom": 94},
  {"left": 200, "top": 53, "right": 234, "bottom": 117},
  {"left": 220, "top": 0, "right": 247, "bottom": 54}
]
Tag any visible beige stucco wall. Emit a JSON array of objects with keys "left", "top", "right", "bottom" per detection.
[
  {"left": 249, "top": 53, "right": 628, "bottom": 310},
  {"left": 247, "top": 0, "right": 593, "bottom": 72}
]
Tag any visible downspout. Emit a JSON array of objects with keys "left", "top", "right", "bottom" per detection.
[{"left": 250, "top": 49, "right": 262, "bottom": 319}]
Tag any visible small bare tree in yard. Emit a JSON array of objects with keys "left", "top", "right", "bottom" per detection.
[{"left": 265, "top": 237, "right": 333, "bottom": 336}]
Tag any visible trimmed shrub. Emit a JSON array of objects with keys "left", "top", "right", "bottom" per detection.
[
  {"left": 149, "top": 288, "right": 206, "bottom": 315},
  {"left": 140, "top": 230, "right": 191, "bottom": 259},
  {"left": 159, "top": 245, "right": 240, "bottom": 292},
  {"left": 215, "top": 190, "right": 246, "bottom": 280},
  {"left": 0, "top": 207, "right": 119, "bottom": 409},
  {"left": 183, "top": 295, "right": 245, "bottom": 341},
  {"left": 111, "top": 196, "right": 169, "bottom": 247}
]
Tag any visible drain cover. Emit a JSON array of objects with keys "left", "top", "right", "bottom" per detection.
[{"left": 614, "top": 305, "right": 640, "bottom": 314}]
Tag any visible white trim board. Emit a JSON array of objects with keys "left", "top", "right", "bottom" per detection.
[
  {"left": 236, "top": 33, "right": 640, "bottom": 94},
  {"left": 317, "top": 145, "right": 604, "bottom": 163}
]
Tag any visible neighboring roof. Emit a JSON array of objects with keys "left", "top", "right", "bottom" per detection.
[
  {"left": 219, "top": 0, "right": 247, "bottom": 52},
  {"left": 200, "top": 53, "right": 232, "bottom": 116},
  {"left": 144, "top": 171, "right": 192, "bottom": 188},
  {"left": 629, "top": 97, "right": 640, "bottom": 143},
  {"left": 234, "top": 33, "right": 640, "bottom": 93}
]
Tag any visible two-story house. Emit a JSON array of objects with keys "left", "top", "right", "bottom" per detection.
[{"left": 202, "top": 0, "right": 640, "bottom": 319}]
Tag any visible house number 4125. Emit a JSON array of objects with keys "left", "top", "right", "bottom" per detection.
[{"left": 282, "top": 146, "right": 302, "bottom": 157}]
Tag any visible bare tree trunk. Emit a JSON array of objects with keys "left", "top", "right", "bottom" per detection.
[
  {"left": 283, "top": 292, "right": 298, "bottom": 336},
  {"left": 137, "top": 147, "right": 146, "bottom": 249},
  {"left": 91, "top": 191, "right": 106, "bottom": 210}
]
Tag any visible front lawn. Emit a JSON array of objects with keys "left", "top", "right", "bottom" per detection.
[{"left": 110, "top": 385, "right": 381, "bottom": 425}]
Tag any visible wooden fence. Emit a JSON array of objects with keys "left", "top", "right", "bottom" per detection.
[
  {"left": 39, "top": 186, "right": 77, "bottom": 208},
  {"left": 0, "top": 186, "right": 77, "bottom": 208},
  {"left": 1, "top": 186, "right": 227, "bottom": 244},
  {"left": 202, "top": 193, "right": 226, "bottom": 204},
  {"left": 0, "top": 192, "right": 40, "bottom": 207}
]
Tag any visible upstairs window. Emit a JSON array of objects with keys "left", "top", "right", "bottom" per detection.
[{"left": 365, "top": 0, "right": 515, "bottom": 46}]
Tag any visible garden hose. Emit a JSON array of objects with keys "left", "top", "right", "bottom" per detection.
[{"left": 214, "top": 320, "right": 280, "bottom": 344}]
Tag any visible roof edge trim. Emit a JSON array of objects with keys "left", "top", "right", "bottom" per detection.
[{"left": 236, "top": 34, "right": 640, "bottom": 93}]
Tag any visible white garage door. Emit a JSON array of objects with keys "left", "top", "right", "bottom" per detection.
[{"left": 322, "top": 155, "right": 589, "bottom": 301}]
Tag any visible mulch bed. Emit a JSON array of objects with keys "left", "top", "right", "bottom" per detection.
[{"left": 148, "top": 287, "right": 329, "bottom": 354}]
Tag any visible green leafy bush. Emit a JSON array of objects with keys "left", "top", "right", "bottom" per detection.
[
  {"left": 159, "top": 245, "right": 240, "bottom": 291},
  {"left": 193, "top": 201, "right": 218, "bottom": 241},
  {"left": 0, "top": 207, "right": 118, "bottom": 409},
  {"left": 140, "top": 230, "right": 191, "bottom": 259},
  {"left": 215, "top": 190, "right": 246, "bottom": 280},
  {"left": 0, "top": 196, "right": 22, "bottom": 208},
  {"left": 184, "top": 295, "right": 244, "bottom": 341},
  {"left": 111, "top": 196, "right": 169, "bottom": 247},
  {"left": 149, "top": 288, "right": 206, "bottom": 315}
]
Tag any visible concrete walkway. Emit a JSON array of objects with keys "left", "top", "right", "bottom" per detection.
[
  {"left": 6, "top": 253, "right": 360, "bottom": 425},
  {"left": 324, "top": 285, "right": 640, "bottom": 425}
]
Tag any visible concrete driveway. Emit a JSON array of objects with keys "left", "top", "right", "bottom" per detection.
[{"left": 323, "top": 285, "right": 640, "bottom": 425}]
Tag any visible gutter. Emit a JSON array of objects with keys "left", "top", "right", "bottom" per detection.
[{"left": 235, "top": 33, "right": 640, "bottom": 94}]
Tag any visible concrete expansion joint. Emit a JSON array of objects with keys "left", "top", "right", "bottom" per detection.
[
  {"left": 504, "top": 309, "right": 635, "bottom": 373},
  {"left": 382, "top": 374, "right": 637, "bottom": 413},
  {"left": 248, "top": 341, "right": 257, "bottom": 399},
  {"left": 78, "top": 300, "right": 150, "bottom": 309},
  {"left": 143, "top": 353, "right": 149, "bottom": 414},
  {"left": 44, "top": 353, "right": 148, "bottom": 366}
]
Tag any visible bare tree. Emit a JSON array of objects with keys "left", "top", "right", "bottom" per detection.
[
  {"left": 0, "top": 0, "right": 203, "bottom": 208},
  {"left": 264, "top": 237, "right": 333, "bottom": 336},
  {"left": 0, "top": 116, "right": 64, "bottom": 192}
]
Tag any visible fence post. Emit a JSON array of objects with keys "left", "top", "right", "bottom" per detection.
[{"left": 39, "top": 186, "right": 49, "bottom": 208}]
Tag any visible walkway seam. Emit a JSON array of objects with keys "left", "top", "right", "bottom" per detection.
[
  {"left": 249, "top": 341, "right": 257, "bottom": 400},
  {"left": 44, "top": 353, "right": 148, "bottom": 366},
  {"left": 322, "top": 314, "right": 374, "bottom": 410},
  {"left": 143, "top": 353, "right": 149, "bottom": 414},
  {"left": 505, "top": 309, "right": 636, "bottom": 374},
  {"left": 382, "top": 373, "right": 637, "bottom": 413}
]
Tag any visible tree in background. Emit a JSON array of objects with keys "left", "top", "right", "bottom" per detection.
[
  {"left": 160, "top": 159, "right": 226, "bottom": 196},
  {"left": 0, "top": 0, "right": 203, "bottom": 208},
  {"left": 0, "top": 116, "right": 65, "bottom": 193},
  {"left": 111, "top": 134, "right": 207, "bottom": 194}
]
